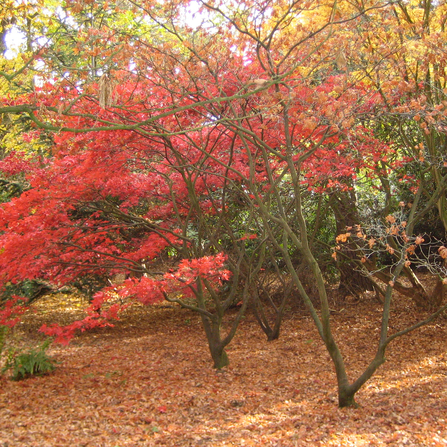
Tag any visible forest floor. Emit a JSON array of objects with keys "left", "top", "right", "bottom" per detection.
[{"left": 0, "top": 287, "right": 446, "bottom": 446}]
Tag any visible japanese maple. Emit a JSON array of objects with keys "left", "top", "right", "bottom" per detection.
[{"left": 0, "top": 0, "right": 446, "bottom": 409}]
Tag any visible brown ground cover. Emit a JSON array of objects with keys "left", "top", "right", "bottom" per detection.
[{"left": 0, "top": 291, "right": 446, "bottom": 446}]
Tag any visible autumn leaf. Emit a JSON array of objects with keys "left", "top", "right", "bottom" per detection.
[
  {"left": 335, "top": 233, "right": 351, "bottom": 243},
  {"left": 438, "top": 246, "right": 447, "bottom": 259},
  {"left": 385, "top": 215, "right": 396, "bottom": 224},
  {"left": 415, "top": 236, "right": 425, "bottom": 245}
]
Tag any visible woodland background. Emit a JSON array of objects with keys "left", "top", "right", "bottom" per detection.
[{"left": 0, "top": 0, "right": 446, "bottom": 444}]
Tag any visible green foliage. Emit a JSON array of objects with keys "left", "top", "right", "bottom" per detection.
[
  {"left": 0, "top": 279, "right": 54, "bottom": 305},
  {"left": 1, "top": 338, "right": 56, "bottom": 381},
  {"left": 0, "top": 177, "right": 25, "bottom": 202}
]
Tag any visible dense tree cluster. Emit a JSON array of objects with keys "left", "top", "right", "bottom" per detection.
[{"left": 1, "top": 0, "right": 447, "bottom": 407}]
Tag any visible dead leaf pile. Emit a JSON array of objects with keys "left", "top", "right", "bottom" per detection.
[{"left": 0, "top": 293, "right": 446, "bottom": 446}]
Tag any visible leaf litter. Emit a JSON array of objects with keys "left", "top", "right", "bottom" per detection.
[{"left": 0, "top": 291, "right": 446, "bottom": 446}]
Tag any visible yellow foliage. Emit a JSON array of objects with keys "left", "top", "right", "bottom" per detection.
[{"left": 335, "top": 232, "right": 351, "bottom": 243}]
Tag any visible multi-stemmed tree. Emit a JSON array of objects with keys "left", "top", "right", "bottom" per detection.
[{"left": 1, "top": 0, "right": 446, "bottom": 407}]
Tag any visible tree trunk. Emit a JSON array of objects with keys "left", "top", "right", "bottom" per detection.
[
  {"left": 252, "top": 288, "right": 288, "bottom": 341},
  {"left": 206, "top": 323, "right": 230, "bottom": 369},
  {"left": 200, "top": 316, "right": 230, "bottom": 369},
  {"left": 330, "top": 188, "right": 375, "bottom": 298},
  {"left": 209, "top": 343, "right": 229, "bottom": 369},
  {"left": 337, "top": 387, "right": 357, "bottom": 408}
]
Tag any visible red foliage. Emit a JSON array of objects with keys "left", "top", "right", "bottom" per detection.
[
  {"left": 0, "top": 296, "right": 28, "bottom": 328},
  {"left": 37, "top": 253, "right": 231, "bottom": 344},
  {"left": 0, "top": 152, "right": 40, "bottom": 177},
  {"left": 0, "top": 55, "right": 399, "bottom": 341}
]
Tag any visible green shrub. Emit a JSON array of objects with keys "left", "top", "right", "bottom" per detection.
[
  {"left": 0, "top": 279, "right": 54, "bottom": 306},
  {"left": 1, "top": 338, "right": 56, "bottom": 381}
]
